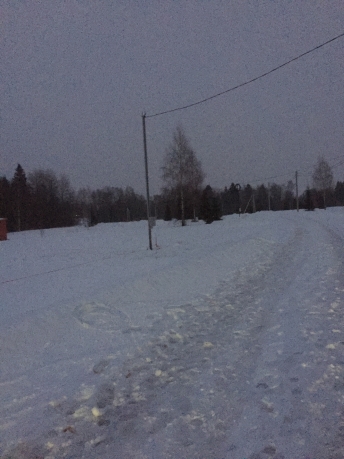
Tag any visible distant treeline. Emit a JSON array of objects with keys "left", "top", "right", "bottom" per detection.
[
  {"left": 0, "top": 164, "right": 147, "bottom": 232},
  {"left": 156, "top": 181, "right": 344, "bottom": 222},
  {"left": 1, "top": 164, "right": 344, "bottom": 232}
]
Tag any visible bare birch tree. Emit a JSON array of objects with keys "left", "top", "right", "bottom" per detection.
[
  {"left": 162, "top": 126, "right": 204, "bottom": 226},
  {"left": 312, "top": 156, "right": 333, "bottom": 209}
]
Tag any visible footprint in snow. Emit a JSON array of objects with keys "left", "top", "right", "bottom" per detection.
[{"left": 73, "top": 301, "right": 129, "bottom": 332}]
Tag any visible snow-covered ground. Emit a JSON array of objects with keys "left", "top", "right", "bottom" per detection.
[{"left": 1, "top": 210, "right": 344, "bottom": 459}]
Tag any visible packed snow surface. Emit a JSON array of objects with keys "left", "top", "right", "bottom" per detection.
[{"left": 1, "top": 210, "right": 344, "bottom": 458}]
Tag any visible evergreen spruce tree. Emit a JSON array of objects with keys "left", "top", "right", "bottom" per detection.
[
  {"left": 305, "top": 187, "right": 314, "bottom": 211},
  {"left": 335, "top": 181, "right": 344, "bottom": 206},
  {"left": 229, "top": 183, "right": 240, "bottom": 214},
  {"left": 164, "top": 203, "right": 172, "bottom": 221},
  {"left": 200, "top": 185, "right": 222, "bottom": 224},
  {"left": 11, "top": 164, "right": 29, "bottom": 231},
  {"left": 0, "top": 176, "right": 11, "bottom": 225},
  {"left": 212, "top": 192, "right": 222, "bottom": 221}
]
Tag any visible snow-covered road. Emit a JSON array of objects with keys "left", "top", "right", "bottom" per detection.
[{"left": 1, "top": 210, "right": 344, "bottom": 458}]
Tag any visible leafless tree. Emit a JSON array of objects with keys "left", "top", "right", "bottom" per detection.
[
  {"left": 161, "top": 126, "right": 205, "bottom": 225},
  {"left": 312, "top": 157, "right": 333, "bottom": 209}
]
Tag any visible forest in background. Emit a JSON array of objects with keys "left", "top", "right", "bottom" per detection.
[{"left": 1, "top": 159, "right": 344, "bottom": 233}]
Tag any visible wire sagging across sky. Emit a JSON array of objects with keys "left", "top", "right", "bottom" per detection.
[{"left": 147, "top": 31, "right": 344, "bottom": 118}]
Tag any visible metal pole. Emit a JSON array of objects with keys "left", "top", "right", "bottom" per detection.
[
  {"left": 295, "top": 170, "right": 299, "bottom": 212},
  {"left": 252, "top": 192, "right": 256, "bottom": 213},
  {"left": 142, "top": 113, "right": 152, "bottom": 250}
]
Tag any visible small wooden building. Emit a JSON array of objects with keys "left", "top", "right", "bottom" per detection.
[{"left": 0, "top": 218, "right": 7, "bottom": 241}]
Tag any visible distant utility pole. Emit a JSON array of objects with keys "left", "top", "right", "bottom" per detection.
[
  {"left": 252, "top": 192, "right": 256, "bottom": 213},
  {"left": 295, "top": 171, "right": 299, "bottom": 212},
  {"left": 268, "top": 183, "right": 271, "bottom": 211},
  {"left": 235, "top": 183, "right": 241, "bottom": 216},
  {"left": 142, "top": 113, "right": 153, "bottom": 250}
]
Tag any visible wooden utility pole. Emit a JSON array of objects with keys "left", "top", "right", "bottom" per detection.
[
  {"left": 179, "top": 152, "right": 186, "bottom": 226},
  {"left": 295, "top": 171, "right": 299, "bottom": 212},
  {"left": 142, "top": 113, "right": 152, "bottom": 250}
]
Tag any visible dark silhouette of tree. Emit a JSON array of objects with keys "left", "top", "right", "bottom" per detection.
[
  {"left": 305, "top": 187, "right": 315, "bottom": 211},
  {"left": 160, "top": 187, "right": 176, "bottom": 221},
  {"left": 151, "top": 194, "right": 163, "bottom": 220},
  {"left": 123, "top": 186, "right": 146, "bottom": 221},
  {"left": 28, "top": 169, "right": 60, "bottom": 229},
  {"left": 75, "top": 187, "right": 93, "bottom": 225},
  {"left": 270, "top": 183, "right": 283, "bottom": 210},
  {"left": 200, "top": 185, "right": 213, "bottom": 224},
  {"left": 221, "top": 183, "right": 240, "bottom": 215},
  {"left": 230, "top": 183, "right": 241, "bottom": 214},
  {"left": 212, "top": 191, "right": 222, "bottom": 221},
  {"left": 282, "top": 180, "right": 295, "bottom": 210},
  {"left": 222, "top": 183, "right": 240, "bottom": 215},
  {"left": 91, "top": 187, "right": 120, "bottom": 223},
  {"left": 58, "top": 174, "right": 76, "bottom": 227},
  {"left": 220, "top": 186, "right": 230, "bottom": 215},
  {"left": 0, "top": 176, "right": 12, "bottom": 229},
  {"left": 76, "top": 186, "right": 147, "bottom": 225},
  {"left": 164, "top": 203, "right": 172, "bottom": 221},
  {"left": 255, "top": 184, "right": 269, "bottom": 211},
  {"left": 11, "top": 164, "right": 30, "bottom": 231},
  {"left": 200, "top": 185, "right": 222, "bottom": 224},
  {"left": 241, "top": 184, "right": 254, "bottom": 213},
  {"left": 335, "top": 181, "right": 344, "bottom": 206}
]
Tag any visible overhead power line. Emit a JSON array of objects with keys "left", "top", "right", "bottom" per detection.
[
  {"left": 249, "top": 172, "right": 293, "bottom": 185},
  {"left": 331, "top": 158, "right": 344, "bottom": 169},
  {"left": 245, "top": 155, "right": 344, "bottom": 188},
  {"left": 147, "top": 31, "right": 344, "bottom": 119}
]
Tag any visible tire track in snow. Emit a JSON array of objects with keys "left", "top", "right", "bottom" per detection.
[
  {"left": 3, "top": 214, "right": 344, "bottom": 458},
  {"left": 1, "top": 230, "right": 284, "bottom": 458}
]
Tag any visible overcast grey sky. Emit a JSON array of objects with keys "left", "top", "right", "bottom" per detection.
[{"left": 1, "top": 0, "right": 343, "bottom": 194}]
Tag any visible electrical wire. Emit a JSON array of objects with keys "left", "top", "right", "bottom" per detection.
[
  {"left": 330, "top": 158, "right": 344, "bottom": 169},
  {"left": 248, "top": 172, "right": 294, "bottom": 185},
  {"left": 244, "top": 156, "right": 344, "bottom": 188},
  {"left": 146, "top": 31, "right": 344, "bottom": 118}
]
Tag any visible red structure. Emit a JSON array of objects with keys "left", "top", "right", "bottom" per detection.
[{"left": 0, "top": 218, "right": 7, "bottom": 241}]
